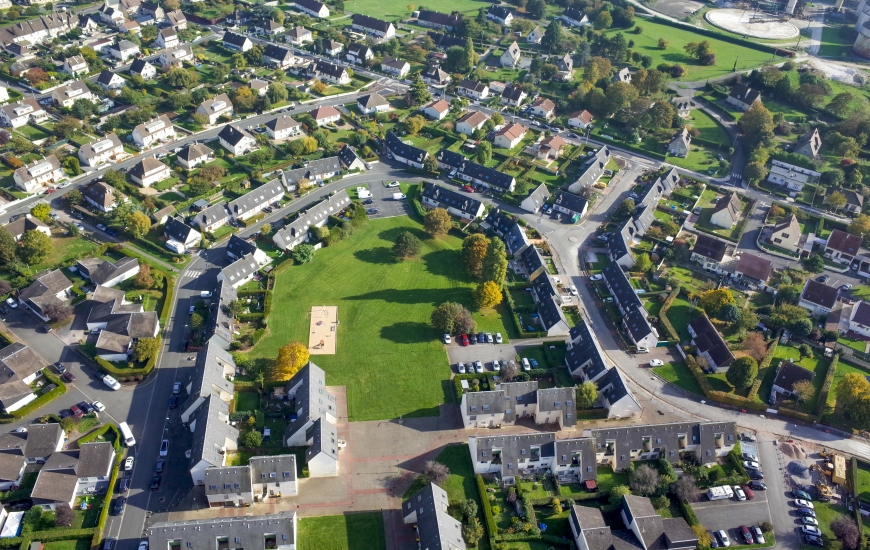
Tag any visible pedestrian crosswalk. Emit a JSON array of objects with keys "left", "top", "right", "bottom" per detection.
[{"left": 183, "top": 270, "right": 203, "bottom": 279}]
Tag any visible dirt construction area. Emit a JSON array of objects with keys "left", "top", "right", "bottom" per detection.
[
  {"left": 308, "top": 305, "right": 338, "bottom": 355},
  {"left": 706, "top": 9, "right": 799, "bottom": 39}
]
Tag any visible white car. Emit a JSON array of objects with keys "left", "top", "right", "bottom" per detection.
[
  {"left": 13, "top": 427, "right": 26, "bottom": 433},
  {"left": 795, "top": 499, "right": 814, "bottom": 509},
  {"left": 172, "top": 382, "right": 181, "bottom": 395},
  {"left": 5, "top": 297, "right": 16, "bottom": 309},
  {"left": 137, "top": 542, "right": 148, "bottom": 550},
  {"left": 716, "top": 530, "right": 731, "bottom": 547},
  {"left": 733, "top": 485, "right": 746, "bottom": 501},
  {"left": 649, "top": 359, "right": 664, "bottom": 367},
  {"left": 522, "top": 357, "right": 530, "bottom": 371},
  {"left": 443, "top": 334, "right": 451, "bottom": 344},
  {"left": 92, "top": 401, "right": 106, "bottom": 412},
  {"left": 801, "top": 526, "right": 822, "bottom": 537},
  {"left": 751, "top": 526, "right": 765, "bottom": 544},
  {"left": 474, "top": 360, "right": 483, "bottom": 374},
  {"left": 124, "top": 457, "right": 134, "bottom": 471},
  {"left": 492, "top": 361, "right": 500, "bottom": 372},
  {"left": 159, "top": 439, "right": 169, "bottom": 457},
  {"left": 457, "top": 362, "right": 465, "bottom": 374},
  {"left": 495, "top": 333, "right": 503, "bottom": 343},
  {"left": 569, "top": 286, "right": 578, "bottom": 295},
  {"left": 590, "top": 274, "right": 603, "bottom": 281},
  {"left": 743, "top": 461, "right": 760, "bottom": 470},
  {"left": 103, "top": 375, "right": 121, "bottom": 390},
  {"left": 387, "top": 181, "right": 400, "bottom": 188}
]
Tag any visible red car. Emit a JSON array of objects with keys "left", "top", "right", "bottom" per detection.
[
  {"left": 460, "top": 334, "right": 470, "bottom": 346},
  {"left": 69, "top": 405, "right": 83, "bottom": 419},
  {"left": 742, "top": 486, "right": 755, "bottom": 500},
  {"left": 60, "top": 372, "right": 76, "bottom": 383},
  {"left": 44, "top": 189, "right": 55, "bottom": 194},
  {"left": 462, "top": 185, "right": 474, "bottom": 192}
]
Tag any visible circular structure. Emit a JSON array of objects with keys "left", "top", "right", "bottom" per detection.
[
  {"left": 705, "top": 8, "right": 799, "bottom": 39},
  {"left": 857, "top": 0, "right": 870, "bottom": 31},
  {"left": 854, "top": 20, "right": 870, "bottom": 58}
]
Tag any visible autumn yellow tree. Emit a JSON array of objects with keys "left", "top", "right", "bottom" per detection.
[
  {"left": 424, "top": 208, "right": 452, "bottom": 236},
  {"left": 461, "top": 234, "right": 489, "bottom": 279},
  {"left": 475, "top": 281, "right": 502, "bottom": 309},
  {"left": 273, "top": 342, "right": 309, "bottom": 380},
  {"left": 699, "top": 288, "right": 735, "bottom": 318}
]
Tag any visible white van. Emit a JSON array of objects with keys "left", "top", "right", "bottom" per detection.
[{"left": 118, "top": 422, "right": 136, "bottom": 447}]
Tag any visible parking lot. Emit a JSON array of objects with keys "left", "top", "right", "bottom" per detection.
[
  {"left": 366, "top": 180, "right": 413, "bottom": 219},
  {"left": 692, "top": 490, "right": 772, "bottom": 540}
]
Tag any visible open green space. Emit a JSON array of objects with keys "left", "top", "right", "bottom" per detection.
[
  {"left": 28, "top": 236, "right": 102, "bottom": 274},
  {"left": 818, "top": 25, "right": 855, "bottom": 58},
  {"left": 247, "top": 216, "right": 512, "bottom": 421},
  {"left": 665, "top": 294, "right": 697, "bottom": 342},
  {"left": 654, "top": 361, "right": 703, "bottom": 395},
  {"left": 298, "top": 513, "right": 385, "bottom": 550},
  {"left": 688, "top": 109, "right": 731, "bottom": 146},
  {"left": 856, "top": 459, "right": 870, "bottom": 502},
  {"left": 42, "top": 540, "right": 93, "bottom": 550},
  {"left": 603, "top": 19, "right": 777, "bottom": 81}
]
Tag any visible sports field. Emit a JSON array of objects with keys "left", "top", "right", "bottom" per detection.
[{"left": 249, "top": 216, "right": 514, "bottom": 422}]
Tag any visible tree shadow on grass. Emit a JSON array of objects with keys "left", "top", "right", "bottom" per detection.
[
  {"left": 422, "top": 248, "right": 463, "bottom": 278},
  {"left": 352, "top": 246, "right": 395, "bottom": 265},
  {"left": 379, "top": 321, "right": 433, "bottom": 344},
  {"left": 346, "top": 287, "right": 473, "bottom": 306},
  {"left": 378, "top": 226, "right": 429, "bottom": 243}
]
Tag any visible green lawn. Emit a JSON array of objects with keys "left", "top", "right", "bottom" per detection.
[
  {"left": 43, "top": 540, "right": 92, "bottom": 550},
  {"left": 603, "top": 19, "right": 776, "bottom": 81},
  {"left": 758, "top": 343, "right": 830, "bottom": 413},
  {"left": 825, "top": 359, "right": 870, "bottom": 423},
  {"left": 856, "top": 459, "right": 870, "bottom": 501},
  {"left": 818, "top": 24, "right": 854, "bottom": 58},
  {"left": 654, "top": 361, "right": 703, "bottom": 395},
  {"left": 27, "top": 236, "right": 102, "bottom": 274},
  {"left": 298, "top": 513, "right": 385, "bottom": 550},
  {"left": 665, "top": 294, "right": 698, "bottom": 342},
  {"left": 234, "top": 391, "right": 260, "bottom": 412},
  {"left": 246, "top": 217, "right": 512, "bottom": 421},
  {"left": 688, "top": 109, "right": 731, "bottom": 146}
]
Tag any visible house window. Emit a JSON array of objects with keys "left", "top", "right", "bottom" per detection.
[
  {"left": 235, "top": 540, "right": 240, "bottom": 544},
  {"left": 270, "top": 473, "right": 276, "bottom": 478},
  {"left": 620, "top": 455, "right": 625, "bottom": 460},
  {"left": 517, "top": 395, "right": 523, "bottom": 401},
  {"left": 283, "top": 471, "right": 291, "bottom": 477},
  {"left": 508, "top": 464, "right": 513, "bottom": 469},
  {"left": 505, "top": 409, "right": 511, "bottom": 414},
  {"left": 566, "top": 401, "right": 572, "bottom": 407},
  {"left": 521, "top": 449, "right": 526, "bottom": 455},
  {"left": 224, "top": 484, "right": 231, "bottom": 489},
  {"left": 234, "top": 483, "right": 240, "bottom": 489},
  {"left": 587, "top": 466, "right": 592, "bottom": 472},
  {"left": 469, "top": 416, "right": 477, "bottom": 420},
  {"left": 481, "top": 451, "right": 487, "bottom": 457},
  {"left": 209, "top": 485, "right": 217, "bottom": 490},
  {"left": 782, "top": 233, "right": 790, "bottom": 238},
  {"left": 670, "top": 451, "right": 675, "bottom": 457},
  {"left": 260, "top": 474, "right": 266, "bottom": 479},
  {"left": 470, "top": 406, "right": 477, "bottom": 412},
  {"left": 554, "top": 402, "right": 561, "bottom": 407},
  {"left": 562, "top": 455, "right": 566, "bottom": 460},
  {"left": 482, "top": 406, "right": 489, "bottom": 411},
  {"left": 566, "top": 414, "right": 573, "bottom": 419},
  {"left": 656, "top": 438, "right": 661, "bottom": 444}
]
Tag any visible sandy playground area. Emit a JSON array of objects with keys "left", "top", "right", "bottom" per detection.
[{"left": 308, "top": 306, "right": 338, "bottom": 355}]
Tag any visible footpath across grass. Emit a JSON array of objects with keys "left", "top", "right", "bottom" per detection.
[
  {"left": 298, "top": 513, "right": 385, "bottom": 550},
  {"left": 248, "top": 216, "right": 513, "bottom": 421}
]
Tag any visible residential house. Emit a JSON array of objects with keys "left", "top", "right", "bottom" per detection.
[
  {"left": 86, "top": 285, "right": 159, "bottom": 360},
  {"left": 357, "top": 93, "right": 390, "bottom": 115},
  {"left": 691, "top": 233, "right": 728, "bottom": 272},
  {"left": 0, "top": 450, "right": 25, "bottom": 491},
  {"left": 272, "top": 190, "right": 350, "bottom": 251},
  {"left": 284, "top": 363, "right": 339, "bottom": 477},
  {"left": 570, "top": 496, "right": 697, "bottom": 550},
  {"left": 187, "top": 393, "right": 238, "bottom": 485},
  {"left": 494, "top": 123, "right": 526, "bottom": 149},
  {"left": 351, "top": 14, "right": 395, "bottom": 40},
  {"left": 218, "top": 125, "right": 257, "bottom": 156},
  {"left": 843, "top": 189, "right": 864, "bottom": 216},
  {"left": 422, "top": 64, "right": 450, "bottom": 86},
  {"left": 227, "top": 179, "right": 285, "bottom": 222},
  {"left": 155, "top": 27, "right": 177, "bottom": 48},
  {"left": 613, "top": 67, "right": 631, "bottom": 83},
  {"left": 309, "top": 61, "right": 349, "bottom": 85},
  {"left": 254, "top": 20, "right": 284, "bottom": 36},
  {"left": 668, "top": 128, "right": 691, "bottom": 157},
  {"left": 529, "top": 97, "right": 555, "bottom": 120},
  {"left": 536, "top": 135, "right": 565, "bottom": 160},
  {"left": 672, "top": 96, "right": 692, "bottom": 117},
  {"left": 250, "top": 455, "right": 298, "bottom": 501},
  {"left": 799, "top": 278, "right": 840, "bottom": 316},
  {"left": 21, "top": 423, "right": 64, "bottom": 464},
  {"left": 158, "top": 45, "right": 193, "bottom": 68},
  {"left": 561, "top": 7, "right": 588, "bottom": 26},
  {"left": 0, "top": 345, "right": 49, "bottom": 413},
  {"left": 772, "top": 361, "right": 815, "bottom": 397},
  {"left": 309, "top": 105, "right": 340, "bottom": 126},
  {"left": 422, "top": 99, "right": 450, "bottom": 120},
  {"left": 500, "top": 41, "right": 520, "bottom": 68},
  {"left": 202, "top": 466, "right": 253, "bottom": 507},
  {"left": 165, "top": 9, "right": 186, "bottom": 29},
  {"left": 767, "top": 159, "right": 820, "bottom": 193},
  {"left": 793, "top": 128, "right": 822, "bottom": 158},
  {"left": 455, "top": 110, "right": 489, "bottom": 136},
  {"left": 688, "top": 314, "right": 735, "bottom": 373},
  {"left": 500, "top": 85, "right": 527, "bottom": 107},
  {"left": 108, "top": 40, "right": 139, "bottom": 61},
  {"left": 151, "top": 205, "right": 175, "bottom": 226},
  {"left": 176, "top": 142, "right": 213, "bottom": 170},
  {"left": 78, "top": 14, "right": 101, "bottom": 34},
  {"left": 486, "top": 5, "right": 513, "bottom": 25},
  {"left": 147, "top": 514, "right": 297, "bottom": 550},
  {"left": 457, "top": 79, "right": 489, "bottom": 100},
  {"left": 416, "top": 10, "right": 460, "bottom": 30},
  {"left": 435, "top": 148, "right": 516, "bottom": 193},
  {"left": 849, "top": 301, "right": 870, "bottom": 338},
  {"left": 420, "top": 181, "right": 484, "bottom": 221},
  {"left": 265, "top": 115, "right": 302, "bottom": 140},
  {"left": 286, "top": 26, "right": 313, "bottom": 46},
  {"left": 218, "top": 253, "right": 262, "bottom": 289},
  {"left": 826, "top": 229, "right": 862, "bottom": 265},
  {"left": 733, "top": 253, "right": 774, "bottom": 288},
  {"left": 767, "top": 212, "right": 801, "bottom": 251},
  {"left": 13, "top": 155, "right": 63, "bottom": 193},
  {"left": 338, "top": 144, "right": 366, "bottom": 171},
  {"left": 385, "top": 131, "right": 428, "bottom": 168},
  {"left": 95, "top": 70, "right": 124, "bottom": 91},
  {"left": 526, "top": 25, "right": 543, "bottom": 43},
  {"left": 318, "top": 39, "right": 342, "bottom": 56},
  {"left": 551, "top": 189, "right": 587, "bottom": 221},
  {"left": 553, "top": 52, "right": 573, "bottom": 76},
  {"left": 129, "top": 157, "right": 171, "bottom": 187},
  {"left": 727, "top": 82, "right": 761, "bottom": 111},
  {"left": 0, "top": 98, "right": 46, "bottom": 128},
  {"left": 223, "top": 31, "right": 252, "bottom": 52},
  {"left": 179, "top": 340, "right": 235, "bottom": 424},
  {"left": 485, "top": 209, "right": 529, "bottom": 256},
  {"left": 469, "top": 432, "right": 595, "bottom": 486},
  {"left": 75, "top": 256, "right": 139, "bottom": 288},
  {"left": 520, "top": 182, "right": 550, "bottom": 213},
  {"left": 294, "top": 0, "right": 329, "bottom": 17},
  {"left": 226, "top": 9, "right": 250, "bottom": 25},
  {"left": 345, "top": 43, "right": 372, "bottom": 64},
  {"left": 193, "top": 201, "right": 229, "bottom": 233},
  {"left": 403, "top": 483, "right": 466, "bottom": 550},
  {"left": 527, "top": 257, "right": 570, "bottom": 336},
  {"left": 61, "top": 55, "right": 87, "bottom": 76},
  {"left": 602, "top": 263, "right": 658, "bottom": 349},
  {"left": 2, "top": 214, "right": 49, "bottom": 241},
  {"left": 0, "top": 12, "right": 79, "bottom": 47},
  {"left": 380, "top": 56, "right": 409, "bottom": 77},
  {"left": 78, "top": 133, "right": 124, "bottom": 167},
  {"left": 128, "top": 58, "right": 156, "bottom": 79},
  {"left": 226, "top": 234, "right": 269, "bottom": 265},
  {"left": 18, "top": 270, "right": 72, "bottom": 322},
  {"left": 132, "top": 114, "right": 175, "bottom": 148},
  {"left": 281, "top": 156, "right": 342, "bottom": 190},
  {"left": 709, "top": 191, "right": 742, "bottom": 228},
  {"left": 119, "top": 21, "right": 140, "bottom": 34},
  {"left": 459, "top": 381, "right": 576, "bottom": 429},
  {"left": 164, "top": 217, "right": 201, "bottom": 248},
  {"left": 140, "top": 2, "right": 164, "bottom": 21},
  {"left": 197, "top": 94, "right": 233, "bottom": 125},
  {"left": 263, "top": 44, "right": 295, "bottom": 69}
]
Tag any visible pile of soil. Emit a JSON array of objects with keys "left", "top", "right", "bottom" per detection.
[{"left": 780, "top": 442, "right": 806, "bottom": 459}]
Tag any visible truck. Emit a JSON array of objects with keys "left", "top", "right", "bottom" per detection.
[
  {"left": 707, "top": 486, "right": 734, "bottom": 501},
  {"left": 393, "top": 193, "right": 406, "bottom": 200},
  {"left": 165, "top": 239, "right": 185, "bottom": 254}
]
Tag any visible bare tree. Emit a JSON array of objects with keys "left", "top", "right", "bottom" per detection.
[
  {"left": 671, "top": 474, "right": 697, "bottom": 502},
  {"left": 792, "top": 380, "right": 815, "bottom": 403},
  {"left": 55, "top": 503, "right": 74, "bottom": 527},
  {"left": 630, "top": 464, "right": 660, "bottom": 496},
  {"left": 501, "top": 360, "right": 519, "bottom": 382},
  {"left": 423, "top": 461, "right": 450, "bottom": 486},
  {"left": 742, "top": 332, "right": 768, "bottom": 362},
  {"left": 832, "top": 516, "right": 861, "bottom": 550},
  {"left": 43, "top": 304, "right": 73, "bottom": 323}
]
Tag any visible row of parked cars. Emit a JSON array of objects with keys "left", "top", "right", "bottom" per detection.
[
  {"left": 711, "top": 525, "right": 766, "bottom": 548},
  {"left": 456, "top": 357, "right": 536, "bottom": 374},
  {"left": 445, "top": 332, "right": 504, "bottom": 345}
]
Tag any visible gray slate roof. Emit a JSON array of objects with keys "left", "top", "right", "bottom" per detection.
[
  {"left": 228, "top": 179, "right": 284, "bottom": 218},
  {"left": 148, "top": 513, "right": 297, "bottom": 550}
]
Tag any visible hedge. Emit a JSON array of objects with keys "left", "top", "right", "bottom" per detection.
[
  {"left": 679, "top": 498, "right": 699, "bottom": 526},
  {"left": 729, "top": 447, "right": 748, "bottom": 478},
  {"left": 475, "top": 475, "right": 498, "bottom": 547},
  {"left": 853, "top": 456, "right": 865, "bottom": 550},
  {"left": 658, "top": 287, "right": 682, "bottom": 341},
  {"left": 526, "top": 492, "right": 604, "bottom": 505},
  {"left": 89, "top": 337, "right": 161, "bottom": 378},
  {"left": 91, "top": 456, "right": 123, "bottom": 550},
  {"left": 453, "top": 373, "right": 497, "bottom": 401},
  {"left": 0, "top": 370, "right": 68, "bottom": 422},
  {"left": 158, "top": 275, "right": 176, "bottom": 328},
  {"left": 0, "top": 530, "right": 97, "bottom": 549},
  {"left": 816, "top": 353, "right": 839, "bottom": 417}
]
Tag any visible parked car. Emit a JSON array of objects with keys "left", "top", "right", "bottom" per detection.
[
  {"left": 59, "top": 409, "right": 72, "bottom": 419},
  {"left": 112, "top": 497, "right": 126, "bottom": 516},
  {"left": 715, "top": 530, "right": 730, "bottom": 547},
  {"left": 569, "top": 286, "right": 578, "bottom": 295},
  {"left": 795, "top": 499, "right": 814, "bottom": 509},
  {"left": 4, "top": 298, "right": 16, "bottom": 309},
  {"left": 78, "top": 402, "right": 93, "bottom": 414},
  {"left": 477, "top": 332, "right": 485, "bottom": 343},
  {"left": 742, "top": 486, "right": 754, "bottom": 499},
  {"left": 842, "top": 284, "right": 854, "bottom": 291},
  {"left": 733, "top": 486, "right": 746, "bottom": 501},
  {"left": 749, "top": 481, "right": 766, "bottom": 490},
  {"left": 169, "top": 396, "right": 179, "bottom": 409},
  {"left": 741, "top": 452, "right": 758, "bottom": 461},
  {"left": 460, "top": 334, "right": 470, "bottom": 346},
  {"left": 96, "top": 224, "right": 107, "bottom": 231},
  {"left": 590, "top": 274, "right": 603, "bottom": 281},
  {"left": 743, "top": 461, "right": 760, "bottom": 470},
  {"left": 457, "top": 362, "right": 465, "bottom": 374},
  {"left": 92, "top": 401, "right": 106, "bottom": 412},
  {"left": 492, "top": 360, "right": 500, "bottom": 372},
  {"left": 817, "top": 275, "right": 830, "bottom": 283},
  {"left": 150, "top": 476, "right": 161, "bottom": 491},
  {"left": 39, "top": 325, "right": 52, "bottom": 333},
  {"left": 797, "top": 507, "right": 816, "bottom": 517},
  {"left": 801, "top": 517, "right": 819, "bottom": 526},
  {"left": 751, "top": 526, "right": 765, "bottom": 544},
  {"left": 118, "top": 478, "right": 129, "bottom": 492},
  {"left": 54, "top": 362, "right": 66, "bottom": 374},
  {"left": 739, "top": 526, "right": 752, "bottom": 545},
  {"left": 155, "top": 459, "right": 164, "bottom": 474},
  {"left": 70, "top": 405, "right": 83, "bottom": 419},
  {"left": 792, "top": 489, "right": 813, "bottom": 500},
  {"left": 802, "top": 526, "right": 822, "bottom": 537},
  {"left": 387, "top": 181, "right": 400, "bottom": 188},
  {"left": 124, "top": 457, "right": 134, "bottom": 471},
  {"left": 495, "top": 333, "right": 503, "bottom": 344},
  {"left": 708, "top": 531, "right": 719, "bottom": 548},
  {"left": 103, "top": 375, "right": 120, "bottom": 390},
  {"left": 649, "top": 359, "right": 664, "bottom": 367},
  {"left": 522, "top": 358, "right": 530, "bottom": 371},
  {"left": 748, "top": 470, "right": 765, "bottom": 480},
  {"left": 529, "top": 358, "right": 539, "bottom": 368},
  {"left": 61, "top": 372, "right": 76, "bottom": 382},
  {"left": 485, "top": 333, "right": 493, "bottom": 343},
  {"left": 804, "top": 535, "right": 824, "bottom": 547},
  {"left": 172, "top": 382, "right": 181, "bottom": 395},
  {"left": 159, "top": 439, "right": 169, "bottom": 457},
  {"left": 474, "top": 360, "right": 483, "bottom": 374},
  {"left": 366, "top": 208, "right": 378, "bottom": 215}
]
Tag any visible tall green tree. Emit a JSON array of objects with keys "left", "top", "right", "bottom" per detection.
[
  {"left": 461, "top": 234, "right": 489, "bottom": 279},
  {"left": 481, "top": 237, "right": 507, "bottom": 284},
  {"left": 409, "top": 73, "right": 431, "bottom": 105},
  {"left": 0, "top": 227, "right": 16, "bottom": 263},
  {"left": 725, "top": 357, "right": 758, "bottom": 389},
  {"left": 739, "top": 102, "right": 775, "bottom": 149},
  {"left": 18, "top": 229, "right": 52, "bottom": 265},
  {"left": 542, "top": 20, "right": 564, "bottom": 51}
]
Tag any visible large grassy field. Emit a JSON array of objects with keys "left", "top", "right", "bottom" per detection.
[
  {"left": 341, "top": 0, "right": 489, "bottom": 20},
  {"left": 604, "top": 19, "right": 775, "bottom": 81},
  {"left": 688, "top": 109, "right": 730, "bottom": 146},
  {"left": 298, "top": 513, "right": 385, "bottom": 550},
  {"left": 248, "top": 216, "right": 512, "bottom": 421}
]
